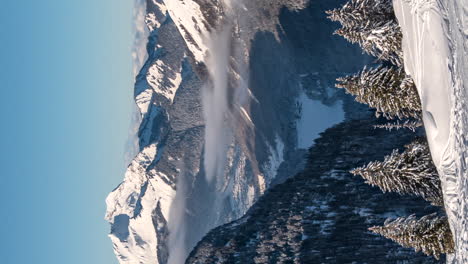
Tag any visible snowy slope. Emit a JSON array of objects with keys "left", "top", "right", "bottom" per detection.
[
  {"left": 108, "top": 0, "right": 374, "bottom": 263},
  {"left": 106, "top": 144, "right": 176, "bottom": 264},
  {"left": 161, "top": 0, "right": 215, "bottom": 63},
  {"left": 107, "top": 0, "right": 298, "bottom": 263},
  {"left": 106, "top": 1, "right": 186, "bottom": 263},
  {"left": 393, "top": 0, "right": 468, "bottom": 261}
]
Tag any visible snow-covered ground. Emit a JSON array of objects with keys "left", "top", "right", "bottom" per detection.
[
  {"left": 296, "top": 92, "right": 344, "bottom": 149},
  {"left": 394, "top": 0, "right": 467, "bottom": 261}
]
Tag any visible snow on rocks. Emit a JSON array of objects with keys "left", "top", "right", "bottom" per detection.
[
  {"left": 145, "top": 12, "right": 161, "bottom": 32},
  {"left": 135, "top": 88, "right": 154, "bottom": 116},
  {"left": 146, "top": 59, "right": 182, "bottom": 103},
  {"left": 161, "top": 0, "right": 214, "bottom": 62},
  {"left": 106, "top": 144, "right": 158, "bottom": 220},
  {"left": 261, "top": 135, "right": 285, "bottom": 189},
  {"left": 393, "top": 0, "right": 468, "bottom": 261},
  {"left": 106, "top": 144, "right": 176, "bottom": 264}
]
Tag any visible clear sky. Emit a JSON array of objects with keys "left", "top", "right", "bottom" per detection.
[{"left": 0, "top": 1, "right": 134, "bottom": 263}]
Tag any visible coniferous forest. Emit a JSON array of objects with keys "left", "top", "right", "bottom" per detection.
[
  {"left": 328, "top": 0, "right": 454, "bottom": 259},
  {"left": 186, "top": 0, "right": 455, "bottom": 263},
  {"left": 6, "top": 0, "right": 467, "bottom": 262}
]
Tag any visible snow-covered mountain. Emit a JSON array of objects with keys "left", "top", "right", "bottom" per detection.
[
  {"left": 106, "top": 0, "right": 370, "bottom": 263},
  {"left": 393, "top": 0, "right": 468, "bottom": 261}
]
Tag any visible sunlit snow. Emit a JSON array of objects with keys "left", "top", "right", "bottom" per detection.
[{"left": 394, "top": 0, "right": 468, "bottom": 261}]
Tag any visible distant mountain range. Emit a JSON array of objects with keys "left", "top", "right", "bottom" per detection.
[{"left": 105, "top": 0, "right": 451, "bottom": 263}]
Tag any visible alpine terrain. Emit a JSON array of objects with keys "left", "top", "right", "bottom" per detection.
[{"left": 106, "top": 0, "right": 467, "bottom": 263}]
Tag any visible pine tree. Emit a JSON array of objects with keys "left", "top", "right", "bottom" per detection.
[
  {"left": 336, "top": 65, "right": 421, "bottom": 120},
  {"left": 351, "top": 139, "right": 443, "bottom": 206},
  {"left": 326, "top": 0, "right": 394, "bottom": 28},
  {"left": 335, "top": 21, "right": 403, "bottom": 66},
  {"left": 326, "top": 0, "right": 403, "bottom": 65},
  {"left": 369, "top": 213, "right": 454, "bottom": 259},
  {"left": 374, "top": 119, "right": 423, "bottom": 132}
]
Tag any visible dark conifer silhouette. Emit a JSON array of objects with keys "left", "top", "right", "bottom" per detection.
[
  {"left": 374, "top": 119, "right": 423, "bottom": 132},
  {"left": 326, "top": 0, "right": 403, "bottom": 65},
  {"left": 370, "top": 213, "right": 454, "bottom": 259},
  {"left": 328, "top": 0, "right": 454, "bottom": 260},
  {"left": 351, "top": 139, "right": 443, "bottom": 206},
  {"left": 336, "top": 65, "right": 421, "bottom": 120}
]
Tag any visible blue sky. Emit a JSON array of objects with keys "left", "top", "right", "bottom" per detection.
[{"left": 0, "top": 1, "right": 134, "bottom": 263}]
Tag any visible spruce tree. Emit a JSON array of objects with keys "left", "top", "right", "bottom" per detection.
[
  {"left": 326, "top": 0, "right": 403, "bottom": 65},
  {"left": 326, "top": 0, "right": 394, "bottom": 28},
  {"left": 369, "top": 213, "right": 454, "bottom": 259},
  {"left": 374, "top": 119, "right": 423, "bottom": 132},
  {"left": 336, "top": 65, "right": 421, "bottom": 120},
  {"left": 351, "top": 139, "right": 443, "bottom": 206}
]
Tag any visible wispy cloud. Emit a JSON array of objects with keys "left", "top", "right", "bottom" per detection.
[
  {"left": 167, "top": 165, "right": 188, "bottom": 264},
  {"left": 124, "top": 0, "right": 149, "bottom": 164},
  {"left": 202, "top": 26, "right": 233, "bottom": 182}
]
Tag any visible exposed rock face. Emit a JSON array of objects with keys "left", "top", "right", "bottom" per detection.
[
  {"left": 106, "top": 0, "right": 379, "bottom": 263},
  {"left": 106, "top": 0, "right": 310, "bottom": 262}
]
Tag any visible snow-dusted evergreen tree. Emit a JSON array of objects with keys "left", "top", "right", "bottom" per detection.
[
  {"left": 336, "top": 65, "right": 421, "bottom": 120},
  {"left": 326, "top": 0, "right": 403, "bottom": 65},
  {"left": 351, "top": 139, "right": 443, "bottom": 206},
  {"left": 326, "top": 0, "right": 394, "bottom": 26},
  {"left": 369, "top": 213, "right": 454, "bottom": 259},
  {"left": 374, "top": 119, "right": 423, "bottom": 132}
]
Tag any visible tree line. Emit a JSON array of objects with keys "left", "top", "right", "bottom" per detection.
[{"left": 327, "top": 0, "right": 454, "bottom": 259}]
